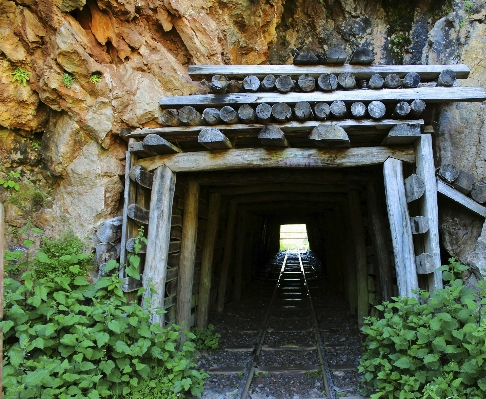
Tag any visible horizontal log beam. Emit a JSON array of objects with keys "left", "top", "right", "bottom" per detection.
[
  {"left": 137, "top": 146, "right": 415, "bottom": 172},
  {"left": 437, "top": 179, "right": 486, "bottom": 218},
  {"left": 210, "top": 183, "right": 356, "bottom": 195},
  {"left": 188, "top": 64, "right": 470, "bottom": 80}
]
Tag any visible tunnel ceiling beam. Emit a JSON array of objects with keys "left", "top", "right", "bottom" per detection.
[{"left": 209, "top": 183, "right": 357, "bottom": 196}]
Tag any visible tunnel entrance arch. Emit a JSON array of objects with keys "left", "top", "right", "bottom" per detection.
[{"left": 119, "top": 63, "right": 486, "bottom": 329}]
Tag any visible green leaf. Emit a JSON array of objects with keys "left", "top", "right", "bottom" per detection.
[
  {"left": 393, "top": 357, "right": 411, "bottom": 369},
  {"left": 35, "top": 251, "right": 51, "bottom": 263},
  {"left": 79, "top": 361, "right": 96, "bottom": 371},
  {"left": 24, "top": 369, "right": 50, "bottom": 387},
  {"left": 107, "top": 319, "right": 122, "bottom": 334},
  {"left": 95, "top": 332, "right": 110, "bottom": 348}
]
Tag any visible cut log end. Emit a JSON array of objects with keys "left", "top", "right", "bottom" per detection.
[
  {"left": 297, "top": 74, "right": 316, "bottom": 92},
  {"left": 220, "top": 105, "right": 239, "bottom": 124},
  {"left": 294, "top": 101, "right": 314, "bottom": 121},
  {"left": 317, "top": 73, "right": 338, "bottom": 91},
  {"left": 179, "top": 106, "right": 203, "bottom": 126},
  {"left": 382, "top": 123, "right": 421, "bottom": 145},
  {"left": 368, "top": 101, "right": 386, "bottom": 119},
  {"left": 143, "top": 134, "right": 181, "bottom": 154},
  {"left": 314, "top": 102, "right": 330, "bottom": 120},
  {"left": 275, "top": 75, "right": 295, "bottom": 93},
  {"left": 384, "top": 74, "right": 402, "bottom": 89},
  {"left": 293, "top": 52, "right": 319, "bottom": 65},
  {"left": 202, "top": 108, "right": 222, "bottom": 125},
  {"left": 272, "top": 103, "right": 293, "bottom": 122},
  {"left": 256, "top": 103, "right": 272, "bottom": 123},
  {"left": 404, "top": 174, "right": 425, "bottom": 203},
  {"left": 330, "top": 100, "right": 347, "bottom": 118},
  {"left": 242, "top": 75, "right": 261, "bottom": 92},
  {"left": 198, "top": 127, "right": 233, "bottom": 150},
  {"left": 338, "top": 73, "right": 356, "bottom": 90},
  {"left": 258, "top": 125, "right": 288, "bottom": 147},
  {"left": 309, "top": 124, "right": 350, "bottom": 147},
  {"left": 437, "top": 164, "right": 459, "bottom": 183},
  {"left": 351, "top": 102, "right": 367, "bottom": 118},
  {"left": 160, "top": 109, "right": 180, "bottom": 127}
]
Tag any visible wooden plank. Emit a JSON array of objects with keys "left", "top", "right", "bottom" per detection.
[
  {"left": 383, "top": 158, "right": 418, "bottom": 298},
  {"left": 142, "top": 165, "right": 176, "bottom": 327},
  {"left": 196, "top": 193, "right": 221, "bottom": 328},
  {"left": 159, "top": 87, "right": 486, "bottom": 108},
  {"left": 256, "top": 365, "right": 320, "bottom": 374},
  {"left": 166, "top": 267, "right": 179, "bottom": 281},
  {"left": 188, "top": 64, "right": 471, "bottom": 80},
  {"left": 176, "top": 180, "right": 200, "bottom": 332},
  {"left": 208, "top": 367, "right": 246, "bottom": 374},
  {"left": 126, "top": 119, "right": 425, "bottom": 138},
  {"left": 210, "top": 183, "right": 353, "bottom": 196},
  {"left": 437, "top": 179, "right": 486, "bottom": 217},
  {"left": 138, "top": 147, "right": 415, "bottom": 172},
  {"left": 143, "top": 134, "right": 181, "bottom": 154},
  {"left": 129, "top": 165, "right": 154, "bottom": 189},
  {"left": 120, "top": 145, "right": 135, "bottom": 273},
  {"left": 347, "top": 191, "right": 369, "bottom": 327},
  {"left": 127, "top": 204, "right": 149, "bottom": 224},
  {"left": 128, "top": 141, "right": 156, "bottom": 157},
  {"left": 233, "top": 209, "right": 247, "bottom": 301}
]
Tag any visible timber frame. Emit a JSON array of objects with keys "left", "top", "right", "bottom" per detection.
[{"left": 120, "top": 63, "right": 486, "bottom": 328}]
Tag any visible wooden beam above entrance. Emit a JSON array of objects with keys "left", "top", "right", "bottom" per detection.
[{"left": 137, "top": 146, "right": 415, "bottom": 172}]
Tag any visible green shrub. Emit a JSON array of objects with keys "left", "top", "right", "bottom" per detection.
[
  {"left": 89, "top": 72, "right": 103, "bottom": 83},
  {"left": 359, "top": 258, "right": 486, "bottom": 399},
  {"left": 2, "top": 236, "right": 207, "bottom": 398},
  {"left": 11, "top": 68, "right": 30, "bottom": 86},
  {"left": 62, "top": 73, "right": 75, "bottom": 88},
  {"left": 191, "top": 324, "right": 220, "bottom": 351}
]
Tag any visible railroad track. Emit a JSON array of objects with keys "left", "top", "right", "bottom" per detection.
[{"left": 207, "top": 250, "right": 364, "bottom": 399}]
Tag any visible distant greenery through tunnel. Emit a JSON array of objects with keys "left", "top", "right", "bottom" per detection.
[{"left": 279, "top": 224, "right": 309, "bottom": 250}]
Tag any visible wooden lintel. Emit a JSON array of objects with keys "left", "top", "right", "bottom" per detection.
[
  {"left": 437, "top": 179, "right": 486, "bottom": 218},
  {"left": 188, "top": 64, "right": 470, "bottom": 80},
  {"left": 159, "top": 87, "right": 486, "bottom": 108},
  {"left": 137, "top": 146, "right": 415, "bottom": 172},
  {"left": 210, "top": 183, "right": 356, "bottom": 196}
]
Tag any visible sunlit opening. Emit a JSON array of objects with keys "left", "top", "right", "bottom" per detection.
[{"left": 279, "top": 224, "right": 309, "bottom": 250}]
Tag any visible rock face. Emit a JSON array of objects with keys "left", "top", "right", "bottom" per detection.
[{"left": 0, "top": 0, "right": 485, "bottom": 275}]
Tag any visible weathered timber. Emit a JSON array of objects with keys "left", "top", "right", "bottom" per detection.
[
  {"left": 220, "top": 106, "right": 239, "bottom": 124},
  {"left": 256, "top": 103, "right": 272, "bottom": 123},
  {"left": 368, "top": 101, "right": 386, "bottom": 119},
  {"left": 338, "top": 73, "right": 356, "bottom": 90},
  {"left": 120, "top": 143, "right": 135, "bottom": 274},
  {"left": 348, "top": 190, "right": 369, "bottom": 327},
  {"left": 368, "top": 74, "right": 384, "bottom": 89},
  {"left": 143, "top": 134, "right": 181, "bottom": 154},
  {"left": 437, "top": 164, "right": 459, "bottom": 183},
  {"left": 210, "top": 183, "right": 353, "bottom": 196},
  {"left": 272, "top": 103, "right": 293, "bottom": 122},
  {"left": 294, "top": 101, "right": 314, "bottom": 120},
  {"left": 275, "top": 75, "right": 295, "bottom": 93},
  {"left": 176, "top": 181, "right": 199, "bottom": 334},
  {"left": 138, "top": 146, "right": 416, "bottom": 172},
  {"left": 350, "top": 47, "right": 374, "bottom": 65},
  {"left": 168, "top": 241, "right": 181, "bottom": 253},
  {"left": 317, "top": 73, "right": 338, "bottom": 91},
  {"left": 437, "top": 179, "right": 486, "bottom": 218},
  {"left": 217, "top": 200, "right": 237, "bottom": 312},
  {"left": 437, "top": 69, "right": 456, "bottom": 87},
  {"left": 160, "top": 109, "right": 180, "bottom": 126},
  {"left": 404, "top": 174, "right": 425, "bottom": 202},
  {"left": 170, "top": 225, "right": 183, "bottom": 240},
  {"left": 330, "top": 100, "right": 347, "bottom": 118},
  {"left": 179, "top": 106, "right": 203, "bottom": 126},
  {"left": 415, "top": 135, "right": 443, "bottom": 292},
  {"left": 452, "top": 170, "right": 475, "bottom": 195},
  {"left": 227, "top": 80, "right": 242, "bottom": 93},
  {"left": 382, "top": 123, "right": 421, "bottom": 145},
  {"left": 126, "top": 237, "right": 147, "bottom": 253},
  {"left": 262, "top": 74, "right": 276, "bottom": 91},
  {"left": 198, "top": 128, "right": 233, "bottom": 150},
  {"left": 233, "top": 209, "right": 247, "bottom": 301},
  {"left": 159, "top": 87, "right": 486, "bottom": 108},
  {"left": 410, "top": 99, "right": 426, "bottom": 116},
  {"left": 410, "top": 216, "right": 429, "bottom": 234},
  {"left": 309, "top": 124, "right": 350, "bottom": 147},
  {"left": 297, "top": 74, "right": 315, "bottom": 92},
  {"left": 471, "top": 181, "right": 486, "bottom": 203},
  {"left": 384, "top": 74, "right": 402, "bottom": 89},
  {"left": 350, "top": 102, "right": 367, "bottom": 118},
  {"left": 97, "top": 216, "right": 123, "bottom": 243},
  {"left": 188, "top": 64, "right": 470, "bottom": 80},
  {"left": 166, "top": 266, "right": 179, "bottom": 281},
  {"left": 383, "top": 158, "right": 419, "bottom": 297},
  {"left": 314, "top": 103, "right": 331, "bottom": 120},
  {"left": 127, "top": 204, "right": 149, "bottom": 224},
  {"left": 258, "top": 125, "right": 289, "bottom": 147},
  {"left": 367, "top": 181, "right": 393, "bottom": 302},
  {"left": 142, "top": 165, "right": 176, "bottom": 326},
  {"left": 415, "top": 253, "right": 435, "bottom": 274},
  {"left": 238, "top": 104, "right": 256, "bottom": 123},
  {"left": 202, "top": 108, "right": 222, "bottom": 125},
  {"left": 209, "top": 75, "right": 228, "bottom": 93},
  {"left": 128, "top": 141, "right": 156, "bottom": 157},
  {"left": 196, "top": 193, "right": 221, "bottom": 328},
  {"left": 403, "top": 72, "right": 421, "bottom": 88},
  {"left": 393, "top": 102, "right": 411, "bottom": 118},
  {"left": 320, "top": 47, "right": 347, "bottom": 64},
  {"left": 293, "top": 52, "right": 319, "bottom": 65},
  {"left": 172, "top": 214, "right": 183, "bottom": 226},
  {"left": 242, "top": 75, "right": 260, "bottom": 92},
  {"left": 129, "top": 165, "right": 154, "bottom": 189}
]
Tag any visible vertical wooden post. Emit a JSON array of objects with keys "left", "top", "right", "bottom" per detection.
[
  {"left": 120, "top": 143, "right": 136, "bottom": 276},
  {"left": 143, "top": 165, "right": 176, "bottom": 327},
  {"left": 366, "top": 180, "right": 394, "bottom": 302},
  {"left": 1, "top": 202, "right": 5, "bottom": 395},
  {"left": 383, "top": 158, "right": 419, "bottom": 297},
  {"left": 342, "top": 202, "right": 358, "bottom": 314},
  {"left": 217, "top": 200, "right": 237, "bottom": 312},
  {"left": 196, "top": 193, "right": 221, "bottom": 328},
  {"left": 347, "top": 190, "right": 369, "bottom": 327},
  {"left": 233, "top": 209, "right": 247, "bottom": 301},
  {"left": 415, "top": 135, "right": 443, "bottom": 292},
  {"left": 177, "top": 180, "right": 200, "bottom": 330}
]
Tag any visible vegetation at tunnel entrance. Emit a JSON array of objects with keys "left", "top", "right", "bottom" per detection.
[{"left": 359, "top": 259, "right": 486, "bottom": 398}]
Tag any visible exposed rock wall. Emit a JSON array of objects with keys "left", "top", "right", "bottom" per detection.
[{"left": 0, "top": 0, "right": 485, "bottom": 274}]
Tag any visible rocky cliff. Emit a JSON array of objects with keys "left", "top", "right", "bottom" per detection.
[{"left": 0, "top": 0, "right": 485, "bottom": 274}]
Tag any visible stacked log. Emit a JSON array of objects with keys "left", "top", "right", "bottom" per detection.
[
  {"left": 437, "top": 163, "right": 486, "bottom": 204},
  {"left": 95, "top": 216, "right": 123, "bottom": 276}
]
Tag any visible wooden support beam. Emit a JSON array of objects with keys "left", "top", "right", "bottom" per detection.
[
  {"left": 382, "top": 123, "right": 421, "bottom": 145},
  {"left": 233, "top": 209, "right": 247, "bottom": 301},
  {"left": 138, "top": 147, "right": 415, "bottom": 173},
  {"left": 198, "top": 128, "right": 233, "bottom": 150},
  {"left": 143, "top": 134, "right": 181, "bottom": 154},
  {"left": 120, "top": 145, "right": 135, "bottom": 274},
  {"left": 410, "top": 216, "right": 429, "bottom": 234},
  {"left": 188, "top": 64, "right": 471, "bottom": 80},
  {"left": 143, "top": 165, "right": 176, "bottom": 326},
  {"left": 128, "top": 141, "right": 156, "bottom": 157},
  {"left": 415, "top": 253, "right": 435, "bottom": 274},
  {"left": 159, "top": 87, "right": 486, "bottom": 108},
  {"left": 437, "top": 179, "right": 486, "bottom": 218},
  {"left": 217, "top": 200, "right": 237, "bottom": 312},
  {"left": 129, "top": 165, "right": 154, "bottom": 189},
  {"left": 309, "top": 124, "right": 350, "bottom": 147},
  {"left": 347, "top": 191, "right": 369, "bottom": 327},
  {"left": 366, "top": 180, "right": 394, "bottom": 302},
  {"left": 196, "top": 193, "right": 221, "bottom": 328},
  {"left": 127, "top": 203, "right": 150, "bottom": 224},
  {"left": 177, "top": 180, "right": 200, "bottom": 332},
  {"left": 210, "top": 183, "right": 354, "bottom": 196},
  {"left": 258, "top": 126, "right": 288, "bottom": 147},
  {"left": 342, "top": 200, "right": 358, "bottom": 315},
  {"left": 404, "top": 174, "right": 425, "bottom": 203},
  {"left": 383, "top": 158, "right": 418, "bottom": 297}
]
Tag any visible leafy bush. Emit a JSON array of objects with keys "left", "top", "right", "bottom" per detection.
[
  {"left": 2, "top": 236, "right": 207, "bottom": 398},
  {"left": 359, "top": 258, "right": 486, "bottom": 399},
  {"left": 62, "top": 73, "right": 75, "bottom": 88},
  {"left": 11, "top": 68, "right": 30, "bottom": 86},
  {"left": 89, "top": 72, "right": 103, "bottom": 83},
  {"left": 191, "top": 324, "right": 220, "bottom": 351}
]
